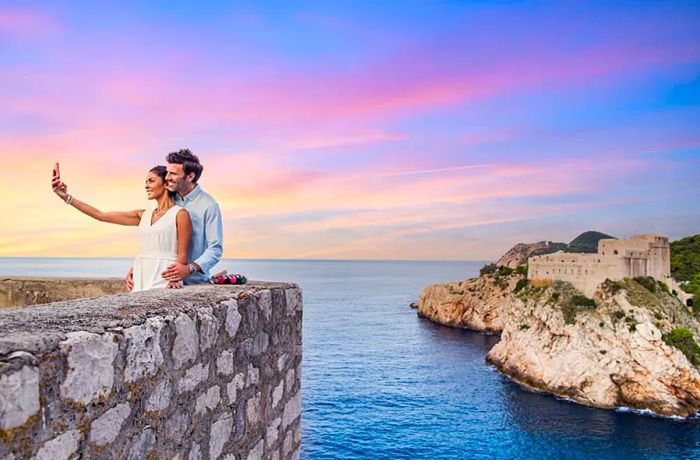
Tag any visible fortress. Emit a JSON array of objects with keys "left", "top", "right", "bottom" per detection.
[{"left": 527, "top": 234, "right": 671, "bottom": 297}]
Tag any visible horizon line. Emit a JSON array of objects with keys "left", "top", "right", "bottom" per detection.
[{"left": 0, "top": 256, "right": 492, "bottom": 263}]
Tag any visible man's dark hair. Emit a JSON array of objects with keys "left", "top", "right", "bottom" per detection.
[{"left": 166, "top": 149, "right": 203, "bottom": 183}]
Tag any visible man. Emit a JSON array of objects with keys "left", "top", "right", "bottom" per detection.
[{"left": 126, "top": 149, "right": 223, "bottom": 290}]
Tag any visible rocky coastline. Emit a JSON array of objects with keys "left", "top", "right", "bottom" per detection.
[{"left": 416, "top": 238, "right": 700, "bottom": 418}]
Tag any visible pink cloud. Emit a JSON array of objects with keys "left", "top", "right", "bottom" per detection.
[{"left": 0, "top": 7, "right": 61, "bottom": 39}]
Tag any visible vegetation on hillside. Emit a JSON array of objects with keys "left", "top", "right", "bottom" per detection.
[
  {"left": 567, "top": 230, "right": 616, "bottom": 253},
  {"left": 671, "top": 235, "right": 700, "bottom": 282},
  {"left": 663, "top": 328, "right": 700, "bottom": 365},
  {"left": 671, "top": 235, "right": 700, "bottom": 307}
]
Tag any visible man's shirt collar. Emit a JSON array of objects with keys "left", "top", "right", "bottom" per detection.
[{"left": 177, "top": 184, "right": 202, "bottom": 203}]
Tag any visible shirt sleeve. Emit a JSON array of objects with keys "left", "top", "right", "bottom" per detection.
[{"left": 193, "top": 203, "right": 223, "bottom": 274}]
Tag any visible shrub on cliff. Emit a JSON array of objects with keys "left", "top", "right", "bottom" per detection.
[
  {"left": 663, "top": 328, "right": 700, "bottom": 366},
  {"left": 480, "top": 263, "right": 497, "bottom": 276},
  {"left": 560, "top": 293, "right": 597, "bottom": 325},
  {"left": 514, "top": 263, "right": 528, "bottom": 276},
  {"left": 513, "top": 278, "right": 529, "bottom": 294},
  {"left": 634, "top": 276, "right": 657, "bottom": 293}
]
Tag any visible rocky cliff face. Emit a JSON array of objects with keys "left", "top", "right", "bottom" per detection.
[
  {"left": 417, "top": 274, "right": 700, "bottom": 417},
  {"left": 496, "top": 241, "right": 567, "bottom": 268},
  {"left": 417, "top": 274, "right": 521, "bottom": 333},
  {"left": 485, "top": 279, "right": 700, "bottom": 417}
]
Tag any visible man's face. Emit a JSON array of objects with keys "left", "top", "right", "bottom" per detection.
[{"left": 166, "top": 163, "right": 192, "bottom": 194}]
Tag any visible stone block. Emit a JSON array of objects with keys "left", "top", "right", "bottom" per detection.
[
  {"left": 188, "top": 442, "right": 202, "bottom": 460},
  {"left": 127, "top": 427, "right": 155, "bottom": 460},
  {"left": 281, "top": 392, "right": 301, "bottom": 429},
  {"left": 217, "top": 349, "right": 234, "bottom": 376},
  {"left": 210, "top": 414, "right": 233, "bottom": 460},
  {"left": 225, "top": 300, "right": 242, "bottom": 338},
  {"left": 35, "top": 429, "right": 80, "bottom": 460},
  {"left": 250, "top": 331, "right": 269, "bottom": 357},
  {"left": 246, "top": 392, "right": 261, "bottom": 428},
  {"left": 195, "top": 385, "right": 221, "bottom": 414},
  {"left": 277, "top": 354, "right": 288, "bottom": 372},
  {"left": 198, "top": 308, "right": 220, "bottom": 352},
  {"left": 246, "top": 439, "right": 263, "bottom": 460},
  {"left": 285, "top": 368, "right": 295, "bottom": 395},
  {"left": 265, "top": 417, "right": 281, "bottom": 448},
  {"left": 90, "top": 402, "right": 131, "bottom": 446},
  {"left": 165, "top": 411, "right": 188, "bottom": 443},
  {"left": 59, "top": 331, "right": 118, "bottom": 405},
  {"left": 271, "top": 380, "right": 283, "bottom": 409},
  {"left": 123, "top": 317, "right": 164, "bottom": 382},
  {"left": 282, "top": 430, "right": 293, "bottom": 457},
  {"left": 0, "top": 365, "right": 39, "bottom": 430},
  {"left": 246, "top": 364, "right": 260, "bottom": 387},
  {"left": 145, "top": 378, "right": 172, "bottom": 412},
  {"left": 256, "top": 290, "right": 272, "bottom": 321},
  {"left": 284, "top": 289, "right": 301, "bottom": 316},
  {"left": 178, "top": 362, "right": 209, "bottom": 394},
  {"left": 173, "top": 313, "right": 199, "bottom": 370},
  {"left": 227, "top": 373, "right": 246, "bottom": 403}
]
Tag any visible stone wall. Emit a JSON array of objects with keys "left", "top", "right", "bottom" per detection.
[
  {"left": 528, "top": 234, "right": 672, "bottom": 297},
  {"left": 0, "top": 277, "right": 126, "bottom": 309},
  {"left": 0, "top": 281, "right": 303, "bottom": 460}
]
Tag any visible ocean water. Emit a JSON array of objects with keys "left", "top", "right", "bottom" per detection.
[{"left": 2, "top": 258, "right": 700, "bottom": 459}]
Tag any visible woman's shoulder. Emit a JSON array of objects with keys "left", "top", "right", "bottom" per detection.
[{"left": 175, "top": 206, "right": 190, "bottom": 218}]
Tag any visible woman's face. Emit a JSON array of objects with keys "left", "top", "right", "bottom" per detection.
[{"left": 145, "top": 172, "right": 166, "bottom": 200}]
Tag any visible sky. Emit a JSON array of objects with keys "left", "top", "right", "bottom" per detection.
[{"left": 1, "top": 1, "right": 699, "bottom": 260}]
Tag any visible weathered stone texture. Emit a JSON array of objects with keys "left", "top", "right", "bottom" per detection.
[
  {"left": 35, "top": 429, "right": 80, "bottom": 460},
  {"left": 195, "top": 385, "right": 221, "bottom": 414},
  {"left": 0, "top": 281, "right": 302, "bottom": 459},
  {"left": 173, "top": 313, "right": 199, "bottom": 369},
  {"left": 90, "top": 402, "right": 131, "bottom": 446},
  {"left": 123, "top": 317, "right": 164, "bottom": 382},
  {"left": 60, "top": 331, "right": 118, "bottom": 405},
  {"left": 210, "top": 414, "right": 233, "bottom": 459},
  {"left": 146, "top": 378, "right": 172, "bottom": 412},
  {"left": 0, "top": 365, "right": 39, "bottom": 430}
]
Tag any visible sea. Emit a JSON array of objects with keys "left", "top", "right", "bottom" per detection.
[{"left": 1, "top": 257, "right": 700, "bottom": 459}]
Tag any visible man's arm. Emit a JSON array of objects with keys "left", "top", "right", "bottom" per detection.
[{"left": 193, "top": 203, "right": 223, "bottom": 274}]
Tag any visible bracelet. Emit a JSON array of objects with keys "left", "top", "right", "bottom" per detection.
[{"left": 64, "top": 194, "right": 74, "bottom": 205}]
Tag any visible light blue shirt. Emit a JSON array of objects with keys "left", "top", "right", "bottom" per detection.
[{"left": 173, "top": 185, "right": 223, "bottom": 284}]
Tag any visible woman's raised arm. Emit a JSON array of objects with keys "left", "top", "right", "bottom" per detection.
[{"left": 52, "top": 165, "right": 143, "bottom": 226}]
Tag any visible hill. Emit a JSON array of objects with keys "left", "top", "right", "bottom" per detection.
[{"left": 567, "top": 231, "right": 616, "bottom": 253}]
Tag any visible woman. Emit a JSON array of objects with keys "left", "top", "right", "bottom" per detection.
[{"left": 51, "top": 163, "right": 192, "bottom": 291}]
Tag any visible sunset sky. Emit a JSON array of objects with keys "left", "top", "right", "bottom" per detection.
[{"left": 1, "top": 1, "right": 699, "bottom": 260}]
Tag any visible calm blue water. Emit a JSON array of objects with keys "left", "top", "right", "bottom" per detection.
[{"left": 2, "top": 258, "right": 700, "bottom": 459}]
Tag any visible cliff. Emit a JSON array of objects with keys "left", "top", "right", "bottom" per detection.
[
  {"left": 417, "top": 273, "right": 700, "bottom": 417},
  {"left": 486, "top": 278, "right": 700, "bottom": 417},
  {"left": 417, "top": 275, "right": 521, "bottom": 333}
]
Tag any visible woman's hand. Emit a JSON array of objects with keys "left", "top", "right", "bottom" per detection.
[
  {"left": 167, "top": 280, "right": 183, "bottom": 289},
  {"left": 52, "top": 163, "right": 69, "bottom": 201}
]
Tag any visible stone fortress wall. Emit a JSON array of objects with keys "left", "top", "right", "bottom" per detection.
[
  {"left": 528, "top": 234, "right": 672, "bottom": 297},
  {"left": 0, "top": 280, "right": 302, "bottom": 460}
]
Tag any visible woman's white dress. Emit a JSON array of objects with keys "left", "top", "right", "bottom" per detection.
[{"left": 132, "top": 206, "right": 181, "bottom": 291}]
